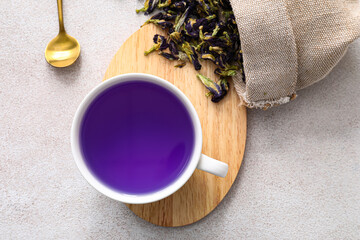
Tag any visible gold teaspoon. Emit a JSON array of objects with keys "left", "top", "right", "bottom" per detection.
[{"left": 45, "top": 0, "right": 80, "bottom": 67}]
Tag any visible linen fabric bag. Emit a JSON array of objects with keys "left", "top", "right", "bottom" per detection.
[{"left": 230, "top": 0, "right": 360, "bottom": 108}]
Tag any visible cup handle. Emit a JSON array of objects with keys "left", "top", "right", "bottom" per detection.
[{"left": 196, "top": 154, "right": 228, "bottom": 178}]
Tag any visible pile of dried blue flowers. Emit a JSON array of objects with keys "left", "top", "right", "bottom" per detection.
[{"left": 137, "top": 0, "right": 244, "bottom": 102}]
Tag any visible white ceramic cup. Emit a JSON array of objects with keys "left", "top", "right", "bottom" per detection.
[{"left": 71, "top": 73, "right": 228, "bottom": 204}]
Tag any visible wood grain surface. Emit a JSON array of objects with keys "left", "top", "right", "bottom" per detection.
[{"left": 103, "top": 24, "right": 247, "bottom": 227}]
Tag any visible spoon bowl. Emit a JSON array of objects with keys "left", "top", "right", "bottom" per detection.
[{"left": 45, "top": 32, "right": 80, "bottom": 67}]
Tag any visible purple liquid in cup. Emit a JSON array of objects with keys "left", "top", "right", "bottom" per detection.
[{"left": 80, "top": 81, "right": 195, "bottom": 194}]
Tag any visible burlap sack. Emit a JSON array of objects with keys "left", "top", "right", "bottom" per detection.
[{"left": 230, "top": 0, "right": 360, "bottom": 108}]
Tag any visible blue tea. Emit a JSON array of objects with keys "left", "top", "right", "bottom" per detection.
[{"left": 80, "top": 81, "right": 195, "bottom": 194}]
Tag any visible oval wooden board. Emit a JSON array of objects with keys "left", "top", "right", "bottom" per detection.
[{"left": 103, "top": 24, "right": 246, "bottom": 227}]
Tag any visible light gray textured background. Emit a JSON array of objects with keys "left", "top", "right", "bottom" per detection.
[{"left": 1, "top": 1, "right": 359, "bottom": 239}]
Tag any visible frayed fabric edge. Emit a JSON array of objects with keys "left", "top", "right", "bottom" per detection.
[
  {"left": 239, "top": 94, "right": 297, "bottom": 109},
  {"left": 233, "top": 79, "right": 296, "bottom": 109}
]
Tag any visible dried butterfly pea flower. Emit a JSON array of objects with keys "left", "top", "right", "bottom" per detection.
[
  {"left": 196, "top": 0, "right": 212, "bottom": 15},
  {"left": 201, "top": 21, "right": 217, "bottom": 34},
  {"left": 178, "top": 51, "right": 189, "bottom": 61},
  {"left": 206, "top": 14, "right": 216, "bottom": 20},
  {"left": 169, "top": 40, "right": 179, "bottom": 56},
  {"left": 174, "top": 5, "right": 192, "bottom": 32},
  {"left": 211, "top": 24, "right": 220, "bottom": 37},
  {"left": 174, "top": 1, "right": 187, "bottom": 11},
  {"left": 215, "top": 55, "right": 225, "bottom": 68},
  {"left": 155, "top": 34, "right": 169, "bottom": 50},
  {"left": 221, "top": 10, "right": 234, "bottom": 21},
  {"left": 147, "top": 0, "right": 160, "bottom": 14},
  {"left": 136, "top": 0, "right": 149, "bottom": 13},
  {"left": 209, "top": 46, "right": 224, "bottom": 53},
  {"left": 175, "top": 62, "right": 186, "bottom": 68},
  {"left": 201, "top": 53, "right": 216, "bottom": 62},
  {"left": 159, "top": 52, "right": 178, "bottom": 60},
  {"left": 205, "top": 37, "right": 229, "bottom": 48},
  {"left": 144, "top": 34, "right": 168, "bottom": 55},
  {"left": 137, "top": 0, "right": 245, "bottom": 102},
  {"left": 218, "top": 0, "right": 232, "bottom": 9},
  {"left": 190, "top": 47, "right": 202, "bottom": 70},
  {"left": 207, "top": 0, "right": 218, "bottom": 12},
  {"left": 181, "top": 42, "right": 201, "bottom": 70},
  {"left": 194, "top": 18, "right": 208, "bottom": 28},
  {"left": 184, "top": 19, "right": 199, "bottom": 38},
  {"left": 150, "top": 12, "right": 177, "bottom": 21},
  {"left": 158, "top": 0, "right": 172, "bottom": 8},
  {"left": 214, "top": 67, "right": 237, "bottom": 77},
  {"left": 137, "top": 0, "right": 160, "bottom": 15},
  {"left": 220, "top": 77, "right": 230, "bottom": 92},
  {"left": 170, "top": 31, "right": 182, "bottom": 43},
  {"left": 144, "top": 19, "right": 174, "bottom": 30},
  {"left": 197, "top": 74, "right": 228, "bottom": 103}
]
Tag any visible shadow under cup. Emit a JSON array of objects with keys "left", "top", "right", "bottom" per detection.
[{"left": 79, "top": 79, "right": 196, "bottom": 196}]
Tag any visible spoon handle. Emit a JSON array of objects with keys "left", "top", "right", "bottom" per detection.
[{"left": 57, "top": 0, "right": 65, "bottom": 33}]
